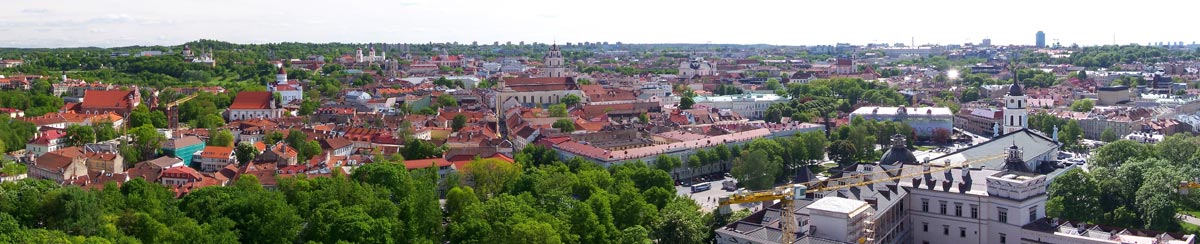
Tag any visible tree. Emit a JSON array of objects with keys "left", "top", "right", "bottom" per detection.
[
  {"left": 436, "top": 94, "right": 458, "bottom": 108},
  {"left": 130, "top": 125, "right": 166, "bottom": 160},
  {"left": 210, "top": 130, "right": 234, "bottom": 147},
  {"left": 93, "top": 123, "right": 118, "bottom": 142},
  {"left": 653, "top": 155, "right": 681, "bottom": 173},
  {"left": 552, "top": 119, "right": 575, "bottom": 133},
  {"left": 731, "top": 149, "right": 782, "bottom": 191},
  {"left": 828, "top": 140, "right": 857, "bottom": 167},
  {"left": 64, "top": 125, "right": 96, "bottom": 146},
  {"left": 1046, "top": 168, "right": 1100, "bottom": 221},
  {"left": 445, "top": 186, "right": 479, "bottom": 220},
  {"left": 549, "top": 104, "right": 568, "bottom": 117},
  {"left": 637, "top": 113, "right": 649, "bottom": 124},
  {"left": 561, "top": 94, "right": 581, "bottom": 107},
  {"left": 452, "top": 114, "right": 468, "bottom": 132},
  {"left": 1070, "top": 99, "right": 1094, "bottom": 112},
  {"left": 196, "top": 114, "right": 225, "bottom": 129},
  {"left": 1076, "top": 70, "right": 1088, "bottom": 80},
  {"left": 264, "top": 131, "right": 284, "bottom": 145},
  {"left": 1100, "top": 128, "right": 1118, "bottom": 143},
  {"left": 464, "top": 158, "right": 521, "bottom": 200},
  {"left": 651, "top": 199, "right": 710, "bottom": 244},
  {"left": 931, "top": 128, "right": 952, "bottom": 144},
  {"left": 679, "top": 96, "right": 694, "bottom": 110},
  {"left": 1091, "top": 140, "right": 1147, "bottom": 169},
  {"left": 765, "top": 79, "right": 781, "bottom": 91},
  {"left": 235, "top": 142, "right": 259, "bottom": 164}
]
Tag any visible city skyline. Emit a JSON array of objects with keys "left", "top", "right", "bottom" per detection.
[{"left": 3, "top": 0, "right": 1200, "bottom": 48}]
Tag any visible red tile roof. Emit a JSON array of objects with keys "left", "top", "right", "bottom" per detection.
[
  {"left": 198, "top": 146, "right": 235, "bottom": 159},
  {"left": 403, "top": 158, "right": 452, "bottom": 170},
  {"left": 230, "top": 91, "right": 274, "bottom": 109},
  {"left": 82, "top": 90, "right": 137, "bottom": 110}
]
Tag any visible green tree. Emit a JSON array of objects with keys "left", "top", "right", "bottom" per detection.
[
  {"left": 1091, "top": 140, "right": 1147, "bottom": 169},
  {"left": 209, "top": 129, "right": 234, "bottom": 147},
  {"left": 731, "top": 149, "right": 782, "bottom": 191},
  {"left": 1046, "top": 168, "right": 1100, "bottom": 221},
  {"left": 561, "top": 94, "right": 581, "bottom": 107},
  {"left": 1100, "top": 128, "right": 1118, "bottom": 143},
  {"left": 234, "top": 142, "right": 259, "bottom": 164},
  {"left": 552, "top": 119, "right": 575, "bottom": 133},
  {"left": 464, "top": 158, "right": 521, "bottom": 200},
  {"left": 653, "top": 155, "right": 681, "bottom": 174},
  {"left": 196, "top": 114, "right": 226, "bottom": 129},
  {"left": 64, "top": 125, "right": 96, "bottom": 146},
  {"left": 93, "top": 123, "right": 118, "bottom": 142},
  {"left": 452, "top": 114, "right": 468, "bottom": 132},
  {"left": 679, "top": 96, "right": 694, "bottom": 110},
  {"left": 436, "top": 94, "right": 458, "bottom": 108},
  {"left": 828, "top": 140, "right": 857, "bottom": 167},
  {"left": 651, "top": 199, "right": 710, "bottom": 244},
  {"left": 1070, "top": 99, "right": 1095, "bottom": 112},
  {"left": 549, "top": 103, "right": 568, "bottom": 117}
]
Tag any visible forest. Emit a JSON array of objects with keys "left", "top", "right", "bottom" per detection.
[{"left": 0, "top": 145, "right": 717, "bottom": 244}]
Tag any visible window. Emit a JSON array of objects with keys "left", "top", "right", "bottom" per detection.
[
  {"left": 922, "top": 222, "right": 928, "bottom": 232},
  {"left": 960, "top": 227, "right": 966, "bottom": 237},
  {"left": 970, "top": 205, "right": 979, "bottom": 219},
  {"left": 955, "top": 203, "right": 963, "bottom": 217},
  {"left": 998, "top": 208, "right": 1009, "bottom": 223},
  {"left": 1029, "top": 206, "right": 1038, "bottom": 222},
  {"left": 921, "top": 199, "right": 929, "bottom": 212},
  {"left": 1000, "top": 233, "right": 1007, "bottom": 244},
  {"left": 939, "top": 201, "right": 947, "bottom": 215},
  {"left": 943, "top": 225, "right": 949, "bottom": 235}
]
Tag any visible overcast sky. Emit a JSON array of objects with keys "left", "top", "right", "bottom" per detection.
[{"left": 4, "top": 0, "right": 1199, "bottom": 48}]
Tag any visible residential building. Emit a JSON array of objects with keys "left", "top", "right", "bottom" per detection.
[
  {"left": 161, "top": 136, "right": 205, "bottom": 166},
  {"left": 194, "top": 146, "right": 236, "bottom": 172},
  {"left": 954, "top": 108, "right": 1001, "bottom": 137},
  {"left": 25, "top": 129, "right": 67, "bottom": 157}
]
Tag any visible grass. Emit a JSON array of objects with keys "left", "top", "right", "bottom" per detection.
[{"left": 1178, "top": 221, "right": 1200, "bottom": 235}]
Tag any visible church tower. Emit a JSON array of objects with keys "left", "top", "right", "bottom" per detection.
[
  {"left": 275, "top": 66, "right": 288, "bottom": 84},
  {"left": 1003, "top": 75, "right": 1027, "bottom": 134},
  {"left": 543, "top": 44, "right": 566, "bottom": 77},
  {"left": 355, "top": 48, "right": 364, "bottom": 63}
]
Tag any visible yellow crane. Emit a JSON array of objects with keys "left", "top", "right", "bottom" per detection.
[
  {"left": 163, "top": 93, "right": 200, "bottom": 129},
  {"left": 718, "top": 153, "right": 1006, "bottom": 244}
]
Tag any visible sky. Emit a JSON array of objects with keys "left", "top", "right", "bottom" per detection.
[{"left": 4, "top": 0, "right": 1200, "bottom": 48}]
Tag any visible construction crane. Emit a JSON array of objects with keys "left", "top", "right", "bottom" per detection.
[
  {"left": 162, "top": 93, "right": 200, "bottom": 129},
  {"left": 718, "top": 153, "right": 1006, "bottom": 244}
]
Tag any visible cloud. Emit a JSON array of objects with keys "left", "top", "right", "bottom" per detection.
[
  {"left": 88, "top": 14, "right": 138, "bottom": 24},
  {"left": 21, "top": 8, "right": 50, "bottom": 14}
]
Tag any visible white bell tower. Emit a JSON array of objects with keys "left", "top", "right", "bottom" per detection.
[{"left": 1003, "top": 77, "right": 1027, "bottom": 134}]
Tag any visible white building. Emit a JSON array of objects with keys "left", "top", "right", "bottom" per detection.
[
  {"left": 1003, "top": 80, "right": 1028, "bottom": 134},
  {"left": 268, "top": 67, "right": 304, "bottom": 105},
  {"left": 679, "top": 57, "right": 716, "bottom": 78},
  {"left": 851, "top": 106, "right": 954, "bottom": 138},
  {"left": 716, "top": 115, "right": 1194, "bottom": 244},
  {"left": 226, "top": 91, "right": 282, "bottom": 121},
  {"left": 542, "top": 44, "right": 567, "bottom": 78},
  {"left": 193, "top": 146, "right": 236, "bottom": 172},
  {"left": 355, "top": 47, "right": 385, "bottom": 63},
  {"left": 692, "top": 94, "right": 789, "bottom": 119}
]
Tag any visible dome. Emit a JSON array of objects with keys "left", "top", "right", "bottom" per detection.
[
  {"left": 1007, "top": 79, "right": 1024, "bottom": 96},
  {"left": 879, "top": 134, "right": 917, "bottom": 166}
]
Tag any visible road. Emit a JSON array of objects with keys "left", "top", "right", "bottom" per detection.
[{"left": 675, "top": 177, "right": 765, "bottom": 213}]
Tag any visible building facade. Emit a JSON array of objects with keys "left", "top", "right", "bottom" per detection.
[{"left": 851, "top": 106, "right": 955, "bottom": 137}]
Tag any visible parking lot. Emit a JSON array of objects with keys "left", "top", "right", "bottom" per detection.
[{"left": 674, "top": 176, "right": 765, "bottom": 213}]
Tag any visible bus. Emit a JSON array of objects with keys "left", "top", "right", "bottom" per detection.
[{"left": 691, "top": 183, "right": 711, "bottom": 193}]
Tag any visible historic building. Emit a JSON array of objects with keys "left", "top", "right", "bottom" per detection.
[
  {"left": 542, "top": 44, "right": 567, "bottom": 78},
  {"left": 225, "top": 91, "right": 282, "bottom": 121},
  {"left": 268, "top": 67, "right": 304, "bottom": 105},
  {"left": 714, "top": 85, "right": 1194, "bottom": 244}
]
